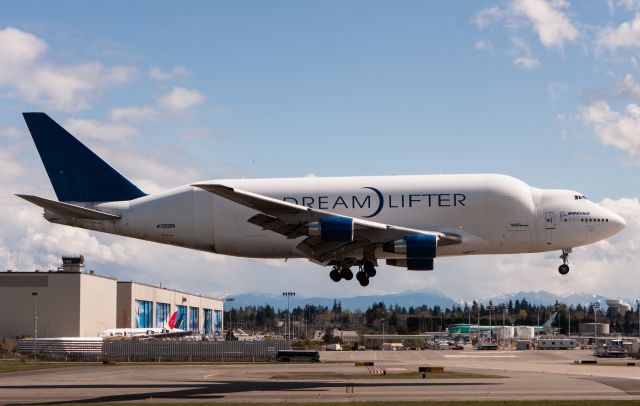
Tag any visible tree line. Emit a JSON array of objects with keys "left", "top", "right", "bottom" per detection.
[{"left": 224, "top": 299, "right": 639, "bottom": 337}]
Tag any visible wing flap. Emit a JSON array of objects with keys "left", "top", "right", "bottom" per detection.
[{"left": 16, "top": 194, "right": 120, "bottom": 220}]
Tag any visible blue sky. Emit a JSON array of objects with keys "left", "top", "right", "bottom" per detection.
[{"left": 1, "top": 1, "right": 639, "bottom": 301}]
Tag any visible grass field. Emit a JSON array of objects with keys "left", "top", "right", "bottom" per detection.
[
  {"left": 38, "top": 401, "right": 640, "bottom": 406},
  {"left": 0, "top": 359, "right": 97, "bottom": 373}
]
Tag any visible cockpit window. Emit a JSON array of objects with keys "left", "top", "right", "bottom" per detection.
[{"left": 574, "top": 195, "right": 588, "bottom": 200}]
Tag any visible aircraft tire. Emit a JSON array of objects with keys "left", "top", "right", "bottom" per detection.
[
  {"left": 356, "top": 271, "right": 369, "bottom": 287},
  {"left": 558, "top": 264, "right": 569, "bottom": 275},
  {"left": 364, "top": 262, "right": 376, "bottom": 277},
  {"left": 329, "top": 269, "right": 341, "bottom": 282},
  {"left": 341, "top": 268, "right": 353, "bottom": 281}
]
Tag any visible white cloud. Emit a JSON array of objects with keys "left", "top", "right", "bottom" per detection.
[
  {"left": 0, "top": 26, "right": 135, "bottom": 112},
  {"left": 158, "top": 86, "right": 205, "bottom": 111},
  {"left": 514, "top": 56, "right": 541, "bottom": 69},
  {"left": 473, "top": 6, "right": 505, "bottom": 29},
  {"left": 109, "top": 106, "right": 159, "bottom": 123},
  {"left": 581, "top": 100, "right": 640, "bottom": 155},
  {"left": 149, "top": 65, "right": 191, "bottom": 81},
  {"left": 617, "top": 74, "right": 640, "bottom": 98},
  {"left": 511, "top": 37, "right": 541, "bottom": 70},
  {"left": 598, "top": 13, "right": 640, "bottom": 51},
  {"left": 511, "top": 0, "right": 579, "bottom": 50},
  {"left": 63, "top": 118, "right": 138, "bottom": 141}
]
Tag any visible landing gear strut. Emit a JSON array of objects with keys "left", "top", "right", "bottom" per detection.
[{"left": 558, "top": 249, "right": 572, "bottom": 275}]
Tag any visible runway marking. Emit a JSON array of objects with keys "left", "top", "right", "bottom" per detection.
[
  {"left": 444, "top": 355, "right": 517, "bottom": 358},
  {"left": 203, "top": 373, "right": 221, "bottom": 379}
]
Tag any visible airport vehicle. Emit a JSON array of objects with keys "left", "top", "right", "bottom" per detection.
[
  {"left": 99, "top": 310, "right": 187, "bottom": 338},
  {"left": 275, "top": 350, "right": 320, "bottom": 362},
  {"left": 18, "top": 113, "right": 626, "bottom": 287},
  {"left": 537, "top": 338, "right": 577, "bottom": 350}
]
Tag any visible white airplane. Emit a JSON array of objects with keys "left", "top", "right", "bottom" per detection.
[
  {"left": 99, "top": 310, "right": 187, "bottom": 338},
  {"left": 17, "top": 113, "right": 626, "bottom": 287}
]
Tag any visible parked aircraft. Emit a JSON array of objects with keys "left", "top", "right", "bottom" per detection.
[
  {"left": 18, "top": 113, "right": 626, "bottom": 287},
  {"left": 99, "top": 310, "right": 187, "bottom": 338}
]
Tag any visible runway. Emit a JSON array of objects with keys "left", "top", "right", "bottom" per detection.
[{"left": 1, "top": 349, "right": 639, "bottom": 403}]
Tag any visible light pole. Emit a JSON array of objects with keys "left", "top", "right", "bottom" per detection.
[
  {"left": 282, "top": 292, "right": 295, "bottom": 344},
  {"left": 568, "top": 306, "right": 571, "bottom": 336},
  {"left": 592, "top": 301, "right": 601, "bottom": 342},
  {"left": 636, "top": 300, "right": 639, "bottom": 337},
  {"left": 487, "top": 304, "right": 495, "bottom": 339},
  {"left": 225, "top": 297, "right": 234, "bottom": 337},
  {"left": 31, "top": 292, "right": 38, "bottom": 354}
]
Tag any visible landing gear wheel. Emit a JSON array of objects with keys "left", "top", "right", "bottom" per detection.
[
  {"left": 356, "top": 271, "right": 369, "bottom": 287},
  {"left": 363, "top": 261, "right": 376, "bottom": 278},
  {"left": 558, "top": 248, "right": 572, "bottom": 276},
  {"left": 329, "top": 269, "right": 341, "bottom": 282},
  {"left": 340, "top": 268, "right": 353, "bottom": 281}
]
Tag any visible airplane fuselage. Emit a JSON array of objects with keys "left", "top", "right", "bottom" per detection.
[{"left": 45, "top": 174, "right": 625, "bottom": 263}]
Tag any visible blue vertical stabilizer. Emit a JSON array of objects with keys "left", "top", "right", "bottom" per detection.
[{"left": 22, "top": 112, "right": 146, "bottom": 202}]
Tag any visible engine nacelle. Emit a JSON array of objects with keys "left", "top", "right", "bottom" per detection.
[
  {"left": 308, "top": 216, "right": 354, "bottom": 242},
  {"left": 384, "top": 234, "right": 437, "bottom": 270}
]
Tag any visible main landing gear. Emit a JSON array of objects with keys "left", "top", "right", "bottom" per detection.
[
  {"left": 558, "top": 248, "right": 572, "bottom": 275},
  {"left": 330, "top": 261, "right": 377, "bottom": 287}
]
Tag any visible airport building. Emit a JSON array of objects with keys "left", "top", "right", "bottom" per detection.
[
  {"left": 117, "top": 281, "right": 223, "bottom": 333},
  {"left": 0, "top": 256, "right": 223, "bottom": 338}
]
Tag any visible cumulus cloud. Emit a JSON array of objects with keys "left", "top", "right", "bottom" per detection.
[
  {"left": 512, "top": 0, "right": 579, "bottom": 50},
  {"left": 159, "top": 86, "right": 205, "bottom": 112},
  {"left": 581, "top": 100, "right": 640, "bottom": 155},
  {"left": 149, "top": 65, "right": 191, "bottom": 81},
  {"left": 598, "top": 14, "right": 640, "bottom": 52},
  {"left": 0, "top": 27, "right": 135, "bottom": 112}
]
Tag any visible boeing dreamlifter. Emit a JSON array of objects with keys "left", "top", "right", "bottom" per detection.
[{"left": 17, "top": 113, "right": 626, "bottom": 287}]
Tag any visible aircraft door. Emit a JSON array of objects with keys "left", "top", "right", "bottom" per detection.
[{"left": 545, "top": 212, "right": 556, "bottom": 229}]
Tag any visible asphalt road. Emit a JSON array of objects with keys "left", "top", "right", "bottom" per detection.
[{"left": 1, "top": 349, "right": 639, "bottom": 404}]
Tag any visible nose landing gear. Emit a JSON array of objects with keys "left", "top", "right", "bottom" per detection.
[{"left": 558, "top": 248, "right": 572, "bottom": 275}]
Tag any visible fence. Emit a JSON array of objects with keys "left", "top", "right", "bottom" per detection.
[
  {"left": 18, "top": 338, "right": 290, "bottom": 361},
  {"left": 18, "top": 338, "right": 103, "bottom": 360}
]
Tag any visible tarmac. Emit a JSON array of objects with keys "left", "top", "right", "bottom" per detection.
[{"left": 1, "top": 349, "right": 639, "bottom": 403}]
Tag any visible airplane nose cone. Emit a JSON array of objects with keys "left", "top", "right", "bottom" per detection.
[
  {"left": 609, "top": 211, "right": 626, "bottom": 234},
  {"left": 612, "top": 213, "right": 627, "bottom": 233}
]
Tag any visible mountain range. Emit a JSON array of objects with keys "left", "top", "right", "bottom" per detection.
[{"left": 227, "top": 290, "right": 632, "bottom": 311}]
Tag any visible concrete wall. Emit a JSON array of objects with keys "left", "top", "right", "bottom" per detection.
[
  {"left": 79, "top": 273, "right": 117, "bottom": 337},
  {"left": 0, "top": 272, "right": 116, "bottom": 338}
]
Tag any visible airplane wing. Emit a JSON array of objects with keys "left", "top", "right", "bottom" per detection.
[
  {"left": 16, "top": 194, "right": 121, "bottom": 220},
  {"left": 192, "top": 183, "right": 460, "bottom": 265}
]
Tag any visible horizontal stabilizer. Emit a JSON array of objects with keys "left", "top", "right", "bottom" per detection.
[{"left": 16, "top": 194, "right": 120, "bottom": 220}]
